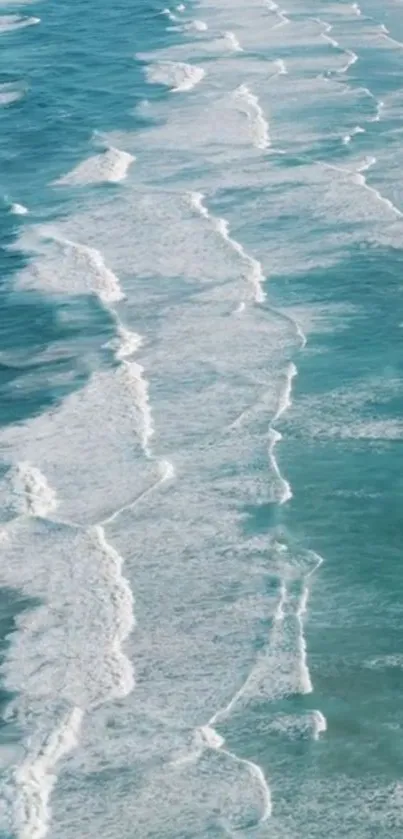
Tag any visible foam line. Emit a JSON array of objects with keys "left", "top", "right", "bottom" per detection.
[
  {"left": 312, "top": 710, "right": 327, "bottom": 740},
  {"left": 372, "top": 99, "right": 384, "bottom": 122},
  {"left": 34, "top": 229, "right": 157, "bottom": 465},
  {"left": 205, "top": 729, "right": 272, "bottom": 823},
  {"left": 314, "top": 17, "right": 358, "bottom": 74},
  {"left": 267, "top": 362, "right": 297, "bottom": 505},
  {"left": 317, "top": 19, "right": 339, "bottom": 49},
  {"left": 189, "top": 191, "right": 266, "bottom": 303},
  {"left": 90, "top": 524, "right": 135, "bottom": 698},
  {"left": 320, "top": 158, "right": 403, "bottom": 218},
  {"left": 380, "top": 23, "right": 403, "bottom": 50},
  {"left": 161, "top": 7, "right": 177, "bottom": 22},
  {"left": 223, "top": 31, "right": 243, "bottom": 51},
  {"left": 44, "top": 232, "right": 124, "bottom": 303},
  {"left": 14, "top": 708, "right": 83, "bottom": 839},
  {"left": 266, "top": 1, "right": 289, "bottom": 30},
  {"left": 272, "top": 361, "right": 297, "bottom": 424},
  {"left": 100, "top": 458, "right": 174, "bottom": 526},
  {"left": 338, "top": 49, "right": 358, "bottom": 73},
  {"left": 296, "top": 584, "right": 312, "bottom": 693},
  {"left": 234, "top": 84, "right": 271, "bottom": 151},
  {"left": 342, "top": 125, "right": 365, "bottom": 145}
]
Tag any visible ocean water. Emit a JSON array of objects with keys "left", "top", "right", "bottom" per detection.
[{"left": 0, "top": 0, "right": 403, "bottom": 836}]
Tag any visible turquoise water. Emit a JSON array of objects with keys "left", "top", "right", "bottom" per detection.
[{"left": 1, "top": 0, "right": 403, "bottom": 836}]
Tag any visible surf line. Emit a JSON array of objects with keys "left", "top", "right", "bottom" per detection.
[
  {"left": 268, "top": 362, "right": 297, "bottom": 505},
  {"left": 320, "top": 157, "right": 403, "bottom": 218},
  {"left": 189, "top": 191, "right": 265, "bottom": 304},
  {"left": 266, "top": 1, "right": 290, "bottom": 30},
  {"left": 7, "top": 468, "right": 137, "bottom": 839},
  {"left": 41, "top": 230, "right": 172, "bottom": 465},
  {"left": 189, "top": 191, "right": 305, "bottom": 369},
  {"left": 233, "top": 84, "right": 271, "bottom": 151},
  {"left": 313, "top": 17, "right": 358, "bottom": 75}
]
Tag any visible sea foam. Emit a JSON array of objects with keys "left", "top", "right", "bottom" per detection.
[
  {"left": 14, "top": 708, "right": 83, "bottom": 839},
  {"left": 145, "top": 60, "right": 205, "bottom": 92},
  {"left": 0, "top": 14, "right": 39, "bottom": 32},
  {"left": 10, "top": 202, "right": 28, "bottom": 214},
  {"left": 189, "top": 191, "right": 266, "bottom": 302},
  {"left": 0, "top": 462, "right": 58, "bottom": 521},
  {"left": 233, "top": 84, "right": 271, "bottom": 151},
  {"left": 55, "top": 146, "right": 135, "bottom": 186}
]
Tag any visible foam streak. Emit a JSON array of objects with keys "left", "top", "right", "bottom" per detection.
[
  {"left": 266, "top": 1, "right": 289, "bottom": 30},
  {"left": 189, "top": 191, "right": 266, "bottom": 303},
  {"left": 233, "top": 84, "right": 270, "bottom": 151},
  {"left": 321, "top": 158, "right": 403, "bottom": 218},
  {"left": 14, "top": 708, "right": 83, "bottom": 839}
]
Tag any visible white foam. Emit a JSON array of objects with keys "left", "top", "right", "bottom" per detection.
[
  {"left": 266, "top": 1, "right": 289, "bottom": 30},
  {"left": 107, "top": 325, "right": 142, "bottom": 361},
  {"left": 372, "top": 98, "right": 384, "bottom": 122},
  {"left": 10, "top": 202, "right": 28, "bottom": 215},
  {"left": 312, "top": 710, "right": 327, "bottom": 740},
  {"left": 267, "top": 428, "right": 292, "bottom": 504},
  {"left": 352, "top": 2, "right": 361, "bottom": 15},
  {"left": 0, "top": 14, "right": 39, "bottom": 32},
  {"left": 0, "top": 85, "right": 23, "bottom": 106},
  {"left": 189, "top": 191, "right": 266, "bottom": 302},
  {"left": 91, "top": 524, "right": 136, "bottom": 696},
  {"left": 55, "top": 146, "right": 135, "bottom": 186},
  {"left": 233, "top": 84, "right": 270, "bottom": 151},
  {"left": 266, "top": 709, "right": 326, "bottom": 740},
  {"left": 161, "top": 7, "right": 177, "bottom": 22},
  {"left": 103, "top": 325, "right": 155, "bottom": 459},
  {"left": 190, "top": 19, "right": 207, "bottom": 31},
  {"left": 199, "top": 725, "right": 272, "bottom": 825},
  {"left": 14, "top": 708, "right": 83, "bottom": 839},
  {"left": 273, "top": 361, "right": 297, "bottom": 424},
  {"left": 223, "top": 31, "right": 243, "bottom": 51},
  {"left": 101, "top": 458, "right": 175, "bottom": 527},
  {"left": 274, "top": 58, "right": 288, "bottom": 75},
  {"left": 18, "top": 232, "right": 125, "bottom": 303},
  {"left": 0, "top": 462, "right": 58, "bottom": 520},
  {"left": 380, "top": 24, "right": 403, "bottom": 50},
  {"left": 342, "top": 125, "right": 365, "bottom": 145},
  {"left": 145, "top": 60, "right": 205, "bottom": 92},
  {"left": 296, "top": 584, "right": 312, "bottom": 693},
  {"left": 267, "top": 362, "right": 297, "bottom": 505},
  {"left": 193, "top": 547, "right": 323, "bottom": 763},
  {"left": 123, "top": 360, "right": 153, "bottom": 457},
  {"left": 1, "top": 517, "right": 136, "bottom": 708},
  {"left": 320, "top": 158, "right": 403, "bottom": 219}
]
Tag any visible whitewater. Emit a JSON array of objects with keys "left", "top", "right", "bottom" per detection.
[{"left": 0, "top": 0, "right": 403, "bottom": 837}]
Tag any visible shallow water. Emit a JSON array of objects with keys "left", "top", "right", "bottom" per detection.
[{"left": 0, "top": 0, "right": 403, "bottom": 837}]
